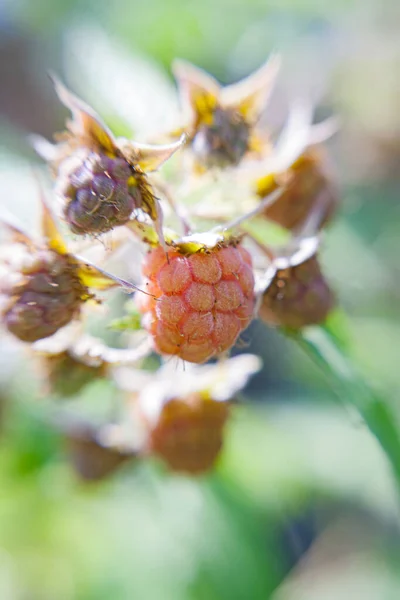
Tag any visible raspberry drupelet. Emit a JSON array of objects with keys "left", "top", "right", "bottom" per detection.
[{"left": 137, "top": 241, "right": 255, "bottom": 363}]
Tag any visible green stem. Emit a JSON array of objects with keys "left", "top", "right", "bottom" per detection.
[{"left": 288, "top": 325, "right": 400, "bottom": 486}]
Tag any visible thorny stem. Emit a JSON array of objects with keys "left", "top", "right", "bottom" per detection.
[{"left": 288, "top": 325, "right": 400, "bottom": 490}]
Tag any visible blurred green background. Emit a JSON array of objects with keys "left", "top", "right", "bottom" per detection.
[{"left": 1, "top": 0, "right": 400, "bottom": 598}]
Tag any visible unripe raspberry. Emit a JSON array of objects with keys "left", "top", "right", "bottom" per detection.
[
  {"left": 59, "top": 151, "right": 141, "bottom": 235},
  {"left": 33, "top": 78, "right": 184, "bottom": 239},
  {"left": 0, "top": 244, "right": 87, "bottom": 342},
  {"left": 145, "top": 392, "right": 230, "bottom": 475},
  {"left": 192, "top": 107, "right": 250, "bottom": 169},
  {"left": 257, "top": 148, "right": 338, "bottom": 231},
  {"left": 137, "top": 242, "right": 255, "bottom": 363},
  {"left": 260, "top": 254, "right": 334, "bottom": 329},
  {"left": 65, "top": 426, "right": 132, "bottom": 481},
  {"left": 41, "top": 350, "right": 107, "bottom": 397}
]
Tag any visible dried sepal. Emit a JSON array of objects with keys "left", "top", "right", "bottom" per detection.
[
  {"left": 39, "top": 192, "right": 69, "bottom": 255},
  {"left": 172, "top": 59, "right": 221, "bottom": 125},
  {"left": 221, "top": 54, "right": 281, "bottom": 122},
  {"left": 75, "top": 258, "right": 129, "bottom": 292},
  {"left": 49, "top": 73, "right": 115, "bottom": 152},
  {"left": 119, "top": 135, "right": 186, "bottom": 173}
]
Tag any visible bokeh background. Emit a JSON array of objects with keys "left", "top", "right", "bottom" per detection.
[{"left": 1, "top": 0, "right": 400, "bottom": 598}]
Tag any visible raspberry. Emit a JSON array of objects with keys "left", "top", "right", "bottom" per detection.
[
  {"left": 59, "top": 151, "right": 141, "bottom": 235},
  {"left": 137, "top": 242, "right": 255, "bottom": 363},
  {"left": 0, "top": 245, "right": 87, "bottom": 342},
  {"left": 65, "top": 426, "right": 132, "bottom": 481},
  {"left": 192, "top": 107, "right": 250, "bottom": 169},
  {"left": 40, "top": 350, "right": 107, "bottom": 397},
  {"left": 260, "top": 254, "right": 334, "bottom": 329},
  {"left": 257, "top": 148, "right": 338, "bottom": 231},
  {"left": 145, "top": 392, "right": 230, "bottom": 474}
]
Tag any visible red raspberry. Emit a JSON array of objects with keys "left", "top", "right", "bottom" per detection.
[
  {"left": 144, "top": 393, "right": 230, "bottom": 475},
  {"left": 137, "top": 242, "right": 255, "bottom": 363}
]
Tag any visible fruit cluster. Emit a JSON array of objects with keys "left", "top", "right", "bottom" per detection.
[{"left": 0, "top": 55, "right": 338, "bottom": 477}]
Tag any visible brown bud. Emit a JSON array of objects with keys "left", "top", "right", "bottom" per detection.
[
  {"left": 145, "top": 393, "right": 230, "bottom": 475},
  {"left": 258, "top": 148, "right": 338, "bottom": 231},
  {"left": 260, "top": 253, "right": 334, "bottom": 329},
  {"left": 0, "top": 245, "right": 87, "bottom": 342}
]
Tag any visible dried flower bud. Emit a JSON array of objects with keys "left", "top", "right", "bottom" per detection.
[
  {"left": 0, "top": 245, "right": 87, "bottom": 342},
  {"left": 145, "top": 392, "right": 230, "bottom": 475},
  {"left": 136, "top": 238, "right": 255, "bottom": 363},
  {"left": 260, "top": 250, "right": 334, "bottom": 329},
  {"left": 257, "top": 148, "right": 338, "bottom": 231}
]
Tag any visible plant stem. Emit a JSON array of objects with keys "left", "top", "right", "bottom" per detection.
[{"left": 289, "top": 325, "right": 400, "bottom": 486}]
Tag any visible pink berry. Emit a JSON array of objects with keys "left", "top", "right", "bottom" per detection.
[{"left": 137, "top": 243, "right": 255, "bottom": 363}]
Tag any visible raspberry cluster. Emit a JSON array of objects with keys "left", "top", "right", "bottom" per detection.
[
  {"left": 59, "top": 151, "right": 141, "bottom": 235},
  {"left": 0, "top": 57, "right": 340, "bottom": 479},
  {"left": 137, "top": 242, "right": 255, "bottom": 363}
]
